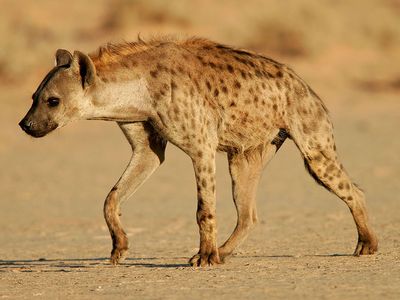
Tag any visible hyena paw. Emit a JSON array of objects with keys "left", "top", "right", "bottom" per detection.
[
  {"left": 353, "top": 236, "right": 378, "bottom": 256},
  {"left": 217, "top": 247, "right": 233, "bottom": 263},
  {"left": 189, "top": 250, "right": 221, "bottom": 267},
  {"left": 110, "top": 247, "right": 128, "bottom": 265}
]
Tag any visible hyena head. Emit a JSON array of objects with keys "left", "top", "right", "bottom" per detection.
[{"left": 19, "top": 49, "right": 96, "bottom": 137}]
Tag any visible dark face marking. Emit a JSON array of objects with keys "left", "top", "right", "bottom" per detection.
[{"left": 32, "top": 65, "right": 68, "bottom": 100}]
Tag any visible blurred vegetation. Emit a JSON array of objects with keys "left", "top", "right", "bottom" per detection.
[{"left": 0, "top": 0, "right": 399, "bottom": 92}]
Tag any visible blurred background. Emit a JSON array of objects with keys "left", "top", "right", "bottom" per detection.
[{"left": 0, "top": 1, "right": 399, "bottom": 297}]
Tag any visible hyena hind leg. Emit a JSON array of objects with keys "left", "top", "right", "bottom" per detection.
[
  {"left": 293, "top": 129, "right": 378, "bottom": 255},
  {"left": 219, "top": 139, "right": 282, "bottom": 262}
]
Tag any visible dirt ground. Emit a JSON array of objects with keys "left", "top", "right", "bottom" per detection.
[{"left": 1, "top": 0, "right": 400, "bottom": 299}]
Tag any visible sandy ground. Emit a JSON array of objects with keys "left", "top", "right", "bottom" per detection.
[
  {"left": 1, "top": 91, "right": 399, "bottom": 299},
  {"left": 1, "top": 0, "right": 400, "bottom": 299}
]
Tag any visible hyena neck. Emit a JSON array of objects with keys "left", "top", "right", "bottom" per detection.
[{"left": 86, "top": 75, "right": 152, "bottom": 122}]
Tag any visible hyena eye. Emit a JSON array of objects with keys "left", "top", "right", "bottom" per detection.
[{"left": 47, "top": 97, "right": 60, "bottom": 107}]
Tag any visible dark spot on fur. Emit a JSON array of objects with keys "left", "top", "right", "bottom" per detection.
[
  {"left": 201, "top": 179, "right": 207, "bottom": 188},
  {"left": 326, "top": 164, "right": 335, "bottom": 173},
  {"left": 154, "top": 92, "right": 161, "bottom": 101},
  {"left": 150, "top": 70, "right": 158, "bottom": 78},
  {"left": 222, "top": 86, "right": 228, "bottom": 94},
  {"left": 206, "top": 80, "right": 212, "bottom": 91},
  {"left": 194, "top": 79, "right": 201, "bottom": 92},
  {"left": 304, "top": 160, "right": 333, "bottom": 192},
  {"left": 227, "top": 64, "right": 234, "bottom": 73},
  {"left": 234, "top": 80, "right": 241, "bottom": 89},
  {"left": 214, "top": 88, "right": 219, "bottom": 97},
  {"left": 302, "top": 123, "right": 310, "bottom": 134},
  {"left": 196, "top": 55, "right": 204, "bottom": 63}
]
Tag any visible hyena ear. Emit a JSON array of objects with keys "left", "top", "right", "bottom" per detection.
[
  {"left": 73, "top": 51, "right": 97, "bottom": 88},
  {"left": 55, "top": 49, "right": 73, "bottom": 66}
]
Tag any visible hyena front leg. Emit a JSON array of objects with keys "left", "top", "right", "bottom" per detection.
[
  {"left": 218, "top": 143, "right": 278, "bottom": 261},
  {"left": 104, "top": 122, "right": 166, "bottom": 265},
  {"left": 188, "top": 149, "right": 221, "bottom": 267}
]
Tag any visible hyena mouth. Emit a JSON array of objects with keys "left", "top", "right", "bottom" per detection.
[{"left": 19, "top": 121, "right": 58, "bottom": 138}]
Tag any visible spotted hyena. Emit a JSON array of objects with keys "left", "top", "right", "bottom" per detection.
[{"left": 19, "top": 37, "right": 378, "bottom": 266}]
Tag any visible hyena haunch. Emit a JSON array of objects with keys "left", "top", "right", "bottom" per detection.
[{"left": 19, "top": 37, "right": 378, "bottom": 266}]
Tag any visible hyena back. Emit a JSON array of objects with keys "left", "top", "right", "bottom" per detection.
[{"left": 19, "top": 37, "right": 378, "bottom": 266}]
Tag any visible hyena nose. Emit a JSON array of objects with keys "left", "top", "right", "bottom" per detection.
[{"left": 19, "top": 119, "right": 31, "bottom": 132}]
